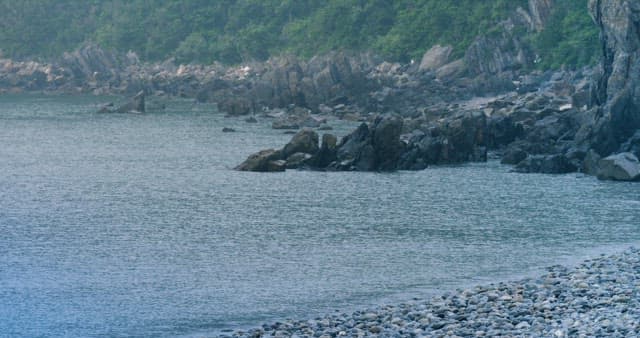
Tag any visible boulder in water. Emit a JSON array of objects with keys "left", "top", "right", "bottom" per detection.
[
  {"left": 596, "top": 152, "right": 640, "bottom": 181},
  {"left": 115, "top": 91, "right": 145, "bottom": 113}
]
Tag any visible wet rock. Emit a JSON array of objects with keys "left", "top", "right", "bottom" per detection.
[
  {"left": 501, "top": 148, "right": 528, "bottom": 165},
  {"left": 335, "top": 114, "right": 404, "bottom": 171},
  {"left": 222, "top": 127, "right": 236, "bottom": 133},
  {"left": 114, "top": 91, "right": 145, "bottom": 113},
  {"left": 235, "top": 149, "right": 282, "bottom": 172},
  {"left": 514, "top": 154, "right": 576, "bottom": 174},
  {"left": 596, "top": 152, "right": 640, "bottom": 181},
  {"left": 285, "top": 152, "right": 313, "bottom": 169}
]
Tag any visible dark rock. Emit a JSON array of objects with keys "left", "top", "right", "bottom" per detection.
[
  {"left": 235, "top": 149, "right": 282, "bottom": 172},
  {"left": 514, "top": 154, "right": 577, "bottom": 174},
  {"left": 115, "top": 91, "right": 145, "bottom": 113},
  {"left": 371, "top": 114, "right": 404, "bottom": 170},
  {"left": 311, "top": 134, "right": 338, "bottom": 168},
  {"left": 219, "top": 97, "right": 253, "bottom": 116},
  {"left": 285, "top": 152, "right": 313, "bottom": 169},
  {"left": 335, "top": 114, "right": 404, "bottom": 171},
  {"left": 487, "top": 114, "right": 525, "bottom": 148},
  {"left": 282, "top": 129, "right": 319, "bottom": 159},
  {"left": 222, "top": 127, "right": 236, "bottom": 133},
  {"left": 596, "top": 152, "right": 640, "bottom": 181},
  {"left": 501, "top": 148, "right": 528, "bottom": 165},
  {"left": 620, "top": 130, "right": 640, "bottom": 159},
  {"left": 582, "top": 149, "right": 602, "bottom": 175},
  {"left": 578, "top": 0, "right": 640, "bottom": 156}
]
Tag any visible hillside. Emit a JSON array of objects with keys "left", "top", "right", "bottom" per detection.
[{"left": 0, "top": 0, "right": 598, "bottom": 68}]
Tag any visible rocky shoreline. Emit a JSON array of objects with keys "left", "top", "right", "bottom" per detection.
[
  {"left": 234, "top": 0, "right": 640, "bottom": 182},
  {"left": 5, "top": 1, "right": 640, "bottom": 180},
  {"left": 224, "top": 247, "right": 640, "bottom": 338}
]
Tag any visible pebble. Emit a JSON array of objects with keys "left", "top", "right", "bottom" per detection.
[{"left": 228, "top": 248, "right": 640, "bottom": 338}]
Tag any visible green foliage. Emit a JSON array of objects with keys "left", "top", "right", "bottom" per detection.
[
  {"left": 530, "top": 0, "right": 600, "bottom": 69},
  {"left": 0, "top": 0, "right": 599, "bottom": 70}
]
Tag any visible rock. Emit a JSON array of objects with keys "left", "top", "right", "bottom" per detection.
[
  {"left": 282, "top": 129, "right": 319, "bottom": 159},
  {"left": 514, "top": 154, "right": 577, "bottom": 174},
  {"left": 285, "top": 152, "right": 313, "bottom": 169},
  {"left": 501, "top": 148, "right": 528, "bottom": 165},
  {"left": 620, "top": 130, "right": 640, "bottom": 159},
  {"left": 311, "top": 134, "right": 338, "bottom": 168},
  {"left": 115, "top": 91, "right": 145, "bottom": 113},
  {"left": 464, "top": 15, "right": 534, "bottom": 76},
  {"left": 419, "top": 45, "right": 453, "bottom": 72},
  {"left": 371, "top": 114, "right": 405, "bottom": 170},
  {"left": 596, "top": 152, "right": 640, "bottom": 181},
  {"left": 582, "top": 149, "right": 602, "bottom": 175},
  {"left": 435, "top": 59, "right": 466, "bottom": 80},
  {"left": 272, "top": 118, "right": 300, "bottom": 130},
  {"left": 235, "top": 149, "right": 282, "bottom": 172},
  {"left": 266, "top": 160, "right": 287, "bottom": 172},
  {"left": 335, "top": 114, "right": 403, "bottom": 171},
  {"left": 245, "top": 116, "right": 258, "bottom": 123},
  {"left": 578, "top": 0, "right": 640, "bottom": 155},
  {"left": 219, "top": 97, "right": 253, "bottom": 116},
  {"left": 528, "top": 0, "right": 554, "bottom": 31},
  {"left": 96, "top": 102, "right": 114, "bottom": 114},
  {"left": 222, "top": 127, "right": 236, "bottom": 133}
]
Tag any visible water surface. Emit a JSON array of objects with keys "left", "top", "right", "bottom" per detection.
[{"left": 1, "top": 95, "right": 639, "bottom": 337}]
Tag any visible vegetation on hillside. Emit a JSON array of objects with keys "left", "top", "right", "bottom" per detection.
[{"left": 0, "top": 0, "right": 598, "bottom": 69}]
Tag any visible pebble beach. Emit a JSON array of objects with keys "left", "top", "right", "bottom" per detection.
[{"left": 226, "top": 248, "right": 640, "bottom": 337}]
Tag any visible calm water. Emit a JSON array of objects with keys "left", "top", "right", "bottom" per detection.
[{"left": 1, "top": 95, "right": 639, "bottom": 337}]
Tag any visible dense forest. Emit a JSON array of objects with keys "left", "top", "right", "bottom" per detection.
[{"left": 0, "top": 0, "right": 598, "bottom": 68}]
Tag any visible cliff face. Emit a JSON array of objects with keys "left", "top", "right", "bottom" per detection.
[{"left": 583, "top": 0, "right": 640, "bottom": 155}]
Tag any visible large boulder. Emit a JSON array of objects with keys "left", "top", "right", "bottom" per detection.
[
  {"left": 333, "top": 114, "right": 403, "bottom": 171},
  {"left": 311, "top": 133, "right": 338, "bottom": 168},
  {"left": 596, "top": 152, "right": 640, "bottom": 181},
  {"left": 371, "top": 114, "right": 404, "bottom": 170},
  {"left": 419, "top": 45, "right": 453, "bottom": 72},
  {"left": 282, "top": 129, "right": 319, "bottom": 158}
]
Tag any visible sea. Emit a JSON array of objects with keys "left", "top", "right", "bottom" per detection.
[{"left": 1, "top": 94, "right": 639, "bottom": 337}]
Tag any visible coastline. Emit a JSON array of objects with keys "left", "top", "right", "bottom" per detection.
[{"left": 225, "top": 247, "right": 640, "bottom": 337}]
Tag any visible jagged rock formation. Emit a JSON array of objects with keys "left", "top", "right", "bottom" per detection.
[{"left": 576, "top": 0, "right": 640, "bottom": 157}]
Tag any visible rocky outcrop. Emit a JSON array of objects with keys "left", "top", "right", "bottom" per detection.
[
  {"left": 234, "top": 149, "right": 283, "bottom": 172},
  {"left": 576, "top": 0, "right": 640, "bottom": 157},
  {"left": 116, "top": 91, "right": 145, "bottom": 113},
  {"left": 513, "top": 154, "right": 576, "bottom": 174},
  {"left": 596, "top": 152, "right": 640, "bottom": 181},
  {"left": 236, "top": 115, "right": 405, "bottom": 172},
  {"left": 419, "top": 45, "right": 453, "bottom": 72},
  {"left": 398, "top": 112, "right": 489, "bottom": 170},
  {"left": 332, "top": 114, "right": 404, "bottom": 171},
  {"left": 527, "top": 0, "right": 554, "bottom": 31},
  {"left": 97, "top": 91, "right": 146, "bottom": 113}
]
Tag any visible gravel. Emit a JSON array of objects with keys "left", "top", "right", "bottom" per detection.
[{"left": 223, "top": 247, "right": 640, "bottom": 337}]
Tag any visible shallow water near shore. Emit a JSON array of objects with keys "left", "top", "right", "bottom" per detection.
[{"left": 1, "top": 95, "right": 640, "bottom": 337}]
